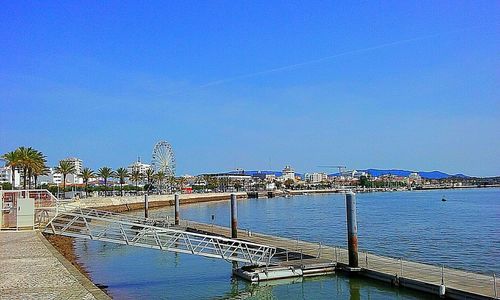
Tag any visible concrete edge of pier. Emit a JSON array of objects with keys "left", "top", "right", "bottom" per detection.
[
  {"left": 37, "top": 232, "right": 111, "bottom": 300},
  {"left": 70, "top": 189, "right": 339, "bottom": 212},
  {"left": 0, "top": 230, "right": 110, "bottom": 300}
]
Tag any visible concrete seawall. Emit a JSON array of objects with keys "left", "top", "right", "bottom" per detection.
[{"left": 74, "top": 192, "right": 249, "bottom": 212}]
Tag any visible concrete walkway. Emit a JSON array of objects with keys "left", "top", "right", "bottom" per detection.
[{"left": 0, "top": 231, "right": 109, "bottom": 300}]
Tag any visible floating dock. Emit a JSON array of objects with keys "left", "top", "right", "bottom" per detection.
[{"left": 181, "top": 220, "right": 497, "bottom": 300}]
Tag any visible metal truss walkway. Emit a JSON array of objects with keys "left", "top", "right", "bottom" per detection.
[{"left": 44, "top": 202, "right": 276, "bottom": 266}]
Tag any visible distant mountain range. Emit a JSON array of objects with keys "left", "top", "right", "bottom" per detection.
[
  {"left": 228, "top": 169, "right": 469, "bottom": 180},
  {"left": 348, "top": 169, "right": 469, "bottom": 179}
]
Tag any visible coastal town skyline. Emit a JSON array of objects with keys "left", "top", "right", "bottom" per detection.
[
  {"left": 0, "top": 145, "right": 492, "bottom": 183},
  {"left": 1, "top": 136, "right": 498, "bottom": 178}
]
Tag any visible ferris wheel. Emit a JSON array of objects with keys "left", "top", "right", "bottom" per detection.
[{"left": 151, "top": 141, "right": 176, "bottom": 176}]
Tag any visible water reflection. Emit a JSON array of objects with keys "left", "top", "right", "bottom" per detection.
[{"left": 349, "top": 277, "right": 360, "bottom": 300}]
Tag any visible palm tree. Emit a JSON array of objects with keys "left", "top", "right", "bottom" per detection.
[
  {"left": 32, "top": 163, "right": 49, "bottom": 188},
  {"left": 16, "top": 147, "right": 45, "bottom": 189},
  {"left": 3, "top": 147, "right": 48, "bottom": 189},
  {"left": 145, "top": 169, "right": 155, "bottom": 194},
  {"left": 176, "top": 176, "right": 187, "bottom": 192},
  {"left": 115, "top": 168, "right": 128, "bottom": 196},
  {"left": 2, "top": 149, "right": 21, "bottom": 189},
  {"left": 155, "top": 171, "right": 166, "bottom": 193},
  {"left": 55, "top": 160, "right": 76, "bottom": 196},
  {"left": 29, "top": 150, "right": 47, "bottom": 189},
  {"left": 145, "top": 169, "right": 154, "bottom": 184},
  {"left": 97, "top": 167, "right": 113, "bottom": 196},
  {"left": 130, "top": 170, "right": 142, "bottom": 192},
  {"left": 79, "top": 168, "right": 95, "bottom": 197}
]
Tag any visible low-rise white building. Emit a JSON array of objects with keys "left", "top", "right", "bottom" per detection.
[
  {"left": 281, "top": 166, "right": 295, "bottom": 181},
  {"left": 408, "top": 172, "right": 422, "bottom": 185},
  {"left": 127, "top": 160, "right": 151, "bottom": 175},
  {"left": 339, "top": 170, "right": 368, "bottom": 180},
  {"left": 37, "top": 168, "right": 62, "bottom": 185},
  {"left": 305, "top": 172, "right": 328, "bottom": 183},
  {"left": 265, "top": 174, "right": 276, "bottom": 182}
]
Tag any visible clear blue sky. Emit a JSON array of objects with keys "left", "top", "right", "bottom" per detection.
[{"left": 1, "top": 1, "right": 499, "bottom": 176}]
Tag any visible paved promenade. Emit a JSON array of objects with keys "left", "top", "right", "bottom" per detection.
[{"left": 0, "top": 231, "right": 109, "bottom": 300}]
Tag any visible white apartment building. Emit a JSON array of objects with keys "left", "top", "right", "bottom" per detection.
[
  {"left": 265, "top": 174, "right": 276, "bottom": 182},
  {"left": 37, "top": 168, "right": 63, "bottom": 185},
  {"left": 0, "top": 159, "right": 21, "bottom": 187},
  {"left": 305, "top": 172, "right": 328, "bottom": 183},
  {"left": 408, "top": 172, "right": 423, "bottom": 185},
  {"left": 339, "top": 170, "right": 368, "bottom": 180},
  {"left": 60, "top": 157, "right": 84, "bottom": 184},
  {"left": 281, "top": 166, "right": 295, "bottom": 181},
  {"left": 127, "top": 160, "right": 151, "bottom": 175},
  {"left": 61, "top": 157, "right": 82, "bottom": 173},
  {"left": 0, "top": 166, "right": 21, "bottom": 188}
]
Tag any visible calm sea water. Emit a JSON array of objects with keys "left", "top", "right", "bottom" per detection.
[{"left": 74, "top": 188, "right": 499, "bottom": 299}]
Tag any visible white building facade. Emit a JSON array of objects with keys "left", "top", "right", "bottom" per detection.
[
  {"left": 127, "top": 161, "right": 151, "bottom": 175},
  {"left": 305, "top": 172, "right": 328, "bottom": 183},
  {"left": 60, "top": 157, "right": 84, "bottom": 184},
  {"left": 281, "top": 166, "right": 295, "bottom": 181},
  {"left": 0, "top": 159, "right": 21, "bottom": 188}
]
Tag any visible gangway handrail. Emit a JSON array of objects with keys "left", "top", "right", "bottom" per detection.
[
  {"left": 56, "top": 204, "right": 275, "bottom": 249},
  {"left": 45, "top": 201, "right": 276, "bottom": 266}
]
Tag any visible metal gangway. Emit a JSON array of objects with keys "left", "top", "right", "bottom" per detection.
[{"left": 44, "top": 201, "right": 276, "bottom": 266}]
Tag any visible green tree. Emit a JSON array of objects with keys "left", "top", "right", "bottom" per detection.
[
  {"left": 2, "top": 150, "right": 21, "bottom": 188},
  {"left": 359, "top": 175, "right": 370, "bottom": 188},
  {"left": 168, "top": 176, "right": 177, "bottom": 192},
  {"left": 155, "top": 171, "right": 166, "bottom": 193},
  {"left": 32, "top": 162, "right": 49, "bottom": 189},
  {"left": 97, "top": 167, "right": 113, "bottom": 196},
  {"left": 130, "top": 170, "right": 142, "bottom": 192},
  {"left": 115, "top": 167, "right": 128, "bottom": 196},
  {"left": 234, "top": 181, "right": 242, "bottom": 191},
  {"left": 144, "top": 169, "right": 155, "bottom": 194},
  {"left": 1, "top": 182, "right": 12, "bottom": 190},
  {"left": 26, "top": 149, "right": 46, "bottom": 189},
  {"left": 273, "top": 179, "right": 282, "bottom": 189},
  {"left": 79, "top": 168, "right": 95, "bottom": 197},
  {"left": 176, "top": 176, "right": 187, "bottom": 192},
  {"left": 11, "top": 147, "right": 47, "bottom": 189},
  {"left": 55, "top": 160, "right": 76, "bottom": 194},
  {"left": 284, "top": 179, "right": 294, "bottom": 189},
  {"left": 205, "top": 175, "right": 218, "bottom": 191}
]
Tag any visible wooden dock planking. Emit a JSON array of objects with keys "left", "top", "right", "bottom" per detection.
[{"left": 180, "top": 220, "right": 497, "bottom": 299}]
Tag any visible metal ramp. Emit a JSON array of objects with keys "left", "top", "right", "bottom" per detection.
[{"left": 44, "top": 202, "right": 276, "bottom": 265}]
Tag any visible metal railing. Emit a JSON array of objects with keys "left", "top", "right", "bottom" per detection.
[
  {"left": 46, "top": 202, "right": 276, "bottom": 266},
  {"left": 358, "top": 250, "right": 498, "bottom": 299},
  {"left": 173, "top": 219, "right": 498, "bottom": 298},
  {"left": 1, "top": 189, "right": 59, "bottom": 230}
]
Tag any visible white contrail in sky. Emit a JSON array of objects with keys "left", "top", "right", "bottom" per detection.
[{"left": 166, "top": 25, "right": 490, "bottom": 96}]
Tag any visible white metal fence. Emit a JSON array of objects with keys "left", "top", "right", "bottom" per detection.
[{"left": 0, "top": 189, "right": 58, "bottom": 231}]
